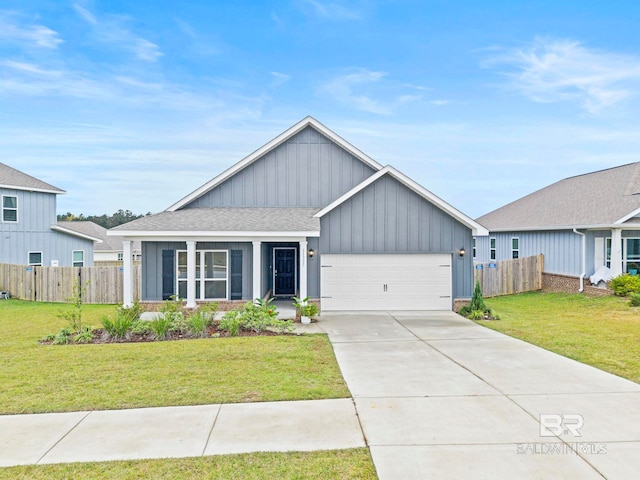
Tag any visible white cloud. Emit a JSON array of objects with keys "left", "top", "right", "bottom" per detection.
[
  {"left": 318, "top": 68, "right": 423, "bottom": 114},
  {"left": 270, "top": 71, "right": 291, "bottom": 87},
  {"left": 73, "top": 4, "right": 163, "bottom": 62},
  {"left": 300, "top": 0, "right": 362, "bottom": 21},
  {"left": 485, "top": 37, "right": 640, "bottom": 113},
  {"left": 0, "top": 12, "right": 63, "bottom": 49}
]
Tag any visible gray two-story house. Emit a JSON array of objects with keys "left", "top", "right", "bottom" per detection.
[
  {"left": 110, "top": 117, "right": 488, "bottom": 311},
  {"left": 0, "top": 163, "right": 98, "bottom": 267}
]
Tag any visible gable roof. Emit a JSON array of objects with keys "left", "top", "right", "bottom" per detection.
[
  {"left": 57, "top": 221, "right": 117, "bottom": 248},
  {"left": 50, "top": 223, "right": 103, "bottom": 243},
  {"left": 0, "top": 163, "right": 65, "bottom": 194},
  {"left": 477, "top": 162, "right": 640, "bottom": 231},
  {"left": 166, "top": 116, "right": 383, "bottom": 212},
  {"left": 109, "top": 207, "right": 320, "bottom": 237},
  {"left": 315, "top": 165, "right": 489, "bottom": 236}
]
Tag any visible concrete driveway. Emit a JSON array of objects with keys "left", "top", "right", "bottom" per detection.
[{"left": 320, "top": 311, "right": 640, "bottom": 480}]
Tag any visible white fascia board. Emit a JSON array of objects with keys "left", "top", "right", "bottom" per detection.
[
  {"left": 486, "top": 224, "right": 640, "bottom": 232},
  {"left": 165, "top": 116, "right": 383, "bottom": 212},
  {"left": 315, "top": 165, "right": 489, "bottom": 236},
  {"left": 50, "top": 225, "right": 103, "bottom": 243},
  {"left": 614, "top": 207, "right": 640, "bottom": 225},
  {"left": 107, "top": 230, "right": 320, "bottom": 238},
  {"left": 108, "top": 235, "right": 313, "bottom": 243},
  {"left": 0, "top": 184, "right": 65, "bottom": 195}
]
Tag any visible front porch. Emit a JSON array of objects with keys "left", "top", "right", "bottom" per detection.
[{"left": 120, "top": 237, "right": 314, "bottom": 308}]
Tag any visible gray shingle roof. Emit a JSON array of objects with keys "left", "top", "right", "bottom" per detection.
[
  {"left": 0, "top": 163, "right": 64, "bottom": 193},
  {"left": 110, "top": 208, "right": 321, "bottom": 233},
  {"left": 58, "top": 221, "right": 126, "bottom": 250},
  {"left": 477, "top": 162, "right": 640, "bottom": 230}
]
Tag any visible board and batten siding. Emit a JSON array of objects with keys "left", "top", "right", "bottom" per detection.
[
  {"left": 0, "top": 188, "right": 94, "bottom": 266},
  {"left": 474, "top": 230, "right": 582, "bottom": 277},
  {"left": 141, "top": 241, "right": 253, "bottom": 301},
  {"left": 185, "top": 127, "right": 376, "bottom": 209},
  {"left": 314, "top": 174, "right": 474, "bottom": 300}
]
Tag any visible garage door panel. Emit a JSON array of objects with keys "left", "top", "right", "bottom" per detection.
[{"left": 321, "top": 254, "right": 452, "bottom": 311}]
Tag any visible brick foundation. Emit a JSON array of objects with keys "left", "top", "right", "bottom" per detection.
[
  {"left": 542, "top": 273, "right": 612, "bottom": 297},
  {"left": 453, "top": 299, "right": 470, "bottom": 313}
]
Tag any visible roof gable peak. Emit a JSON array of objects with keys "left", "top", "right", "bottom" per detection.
[{"left": 166, "top": 117, "right": 383, "bottom": 212}]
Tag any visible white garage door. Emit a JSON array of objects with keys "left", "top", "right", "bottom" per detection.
[{"left": 320, "top": 254, "right": 452, "bottom": 311}]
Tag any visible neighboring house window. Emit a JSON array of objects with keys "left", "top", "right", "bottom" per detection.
[
  {"left": 625, "top": 238, "right": 640, "bottom": 273},
  {"left": 511, "top": 238, "right": 519, "bottom": 259},
  {"left": 72, "top": 250, "right": 84, "bottom": 267},
  {"left": 117, "top": 253, "right": 124, "bottom": 261},
  {"left": 604, "top": 237, "right": 640, "bottom": 273},
  {"left": 2, "top": 195, "right": 17, "bottom": 222},
  {"left": 472, "top": 237, "right": 476, "bottom": 259},
  {"left": 28, "top": 252, "right": 42, "bottom": 266},
  {"left": 490, "top": 238, "right": 496, "bottom": 260},
  {"left": 176, "top": 250, "right": 228, "bottom": 300}
]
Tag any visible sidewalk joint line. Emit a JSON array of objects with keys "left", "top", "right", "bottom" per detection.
[{"left": 35, "top": 410, "right": 91, "bottom": 465}]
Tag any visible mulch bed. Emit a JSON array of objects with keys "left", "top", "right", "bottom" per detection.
[{"left": 40, "top": 326, "right": 286, "bottom": 345}]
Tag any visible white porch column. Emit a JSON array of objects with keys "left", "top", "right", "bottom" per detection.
[
  {"left": 299, "top": 240, "right": 308, "bottom": 300},
  {"left": 186, "top": 240, "right": 197, "bottom": 308},
  {"left": 611, "top": 228, "right": 623, "bottom": 277},
  {"left": 252, "top": 241, "right": 261, "bottom": 300},
  {"left": 122, "top": 240, "right": 133, "bottom": 307}
]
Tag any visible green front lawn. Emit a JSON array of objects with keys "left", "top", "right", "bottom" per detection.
[
  {"left": 0, "top": 300, "right": 350, "bottom": 414},
  {"left": 482, "top": 292, "right": 640, "bottom": 383},
  {"left": 0, "top": 449, "right": 377, "bottom": 480}
]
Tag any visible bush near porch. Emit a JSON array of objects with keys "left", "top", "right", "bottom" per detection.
[{"left": 479, "top": 292, "right": 640, "bottom": 383}]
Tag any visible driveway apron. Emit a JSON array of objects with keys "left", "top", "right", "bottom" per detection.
[{"left": 320, "top": 312, "right": 640, "bottom": 480}]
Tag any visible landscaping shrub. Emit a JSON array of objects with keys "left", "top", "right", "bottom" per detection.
[
  {"left": 148, "top": 314, "right": 174, "bottom": 340},
  {"left": 630, "top": 293, "right": 640, "bottom": 307},
  {"left": 185, "top": 311, "right": 211, "bottom": 338},
  {"left": 101, "top": 314, "right": 135, "bottom": 340},
  {"left": 219, "top": 310, "right": 242, "bottom": 336},
  {"left": 609, "top": 274, "right": 640, "bottom": 296}
]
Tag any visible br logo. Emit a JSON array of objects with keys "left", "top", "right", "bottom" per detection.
[{"left": 539, "top": 414, "right": 584, "bottom": 437}]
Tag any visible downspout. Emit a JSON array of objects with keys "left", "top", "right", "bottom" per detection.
[{"left": 573, "top": 228, "right": 586, "bottom": 293}]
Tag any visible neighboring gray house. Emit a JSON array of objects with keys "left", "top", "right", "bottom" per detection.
[
  {"left": 0, "top": 163, "right": 98, "bottom": 267},
  {"left": 475, "top": 162, "right": 640, "bottom": 289},
  {"left": 110, "top": 117, "right": 487, "bottom": 310},
  {"left": 58, "top": 221, "right": 141, "bottom": 266}
]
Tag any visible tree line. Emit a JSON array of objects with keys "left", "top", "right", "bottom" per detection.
[{"left": 57, "top": 209, "right": 151, "bottom": 228}]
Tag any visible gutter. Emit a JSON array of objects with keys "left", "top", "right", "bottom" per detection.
[{"left": 573, "top": 228, "right": 586, "bottom": 292}]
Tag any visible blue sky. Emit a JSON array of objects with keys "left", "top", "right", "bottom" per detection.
[{"left": 2, "top": 1, "right": 640, "bottom": 218}]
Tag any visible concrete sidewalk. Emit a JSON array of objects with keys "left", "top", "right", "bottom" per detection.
[
  {"left": 322, "top": 311, "right": 640, "bottom": 479},
  {"left": 0, "top": 398, "right": 364, "bottom": 467}
]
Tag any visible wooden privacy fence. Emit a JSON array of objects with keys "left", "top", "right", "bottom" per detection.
[
  {"left": 0, "top": 263, "right": 141, "bottom": 304},
  {"left": 473, "top": 254, "right": 544, "bottom": 298}
]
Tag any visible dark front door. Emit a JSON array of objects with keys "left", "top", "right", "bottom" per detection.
[{"left": 273, "top": 248, "right": 296, "bottom": 296}]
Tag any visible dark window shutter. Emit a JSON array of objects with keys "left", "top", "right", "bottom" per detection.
[
  {"left": 230, "top": 250, "right": 242, "bottom": 300},
  {"left": 162, "top": 250, "right": 175, "bottom": 300}
]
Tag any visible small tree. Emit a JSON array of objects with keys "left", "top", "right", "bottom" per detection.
[{"left": 468, "top": 281, "right": 487, "bottom": 312}]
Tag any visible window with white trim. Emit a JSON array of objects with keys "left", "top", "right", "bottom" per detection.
[
  {"left": 511, "top": 237, "right": 519, "bottom": 259},
  {"left": 604, "top": 237, "right": 640, "bottom": 273},
  {"left": 2, "top": 195, "right": 17, "bottom": 222},
  {"left": 117, "top": 252, "right": 124, "bottom": 261},
  {"left": 28, "top": 251, "right": 42, "bottom": 266},
  {"left": 177, "top": 250, "right": 228, "bottom": 300},
  {"left": 472, "top": 237, "right": 476, "bottom": 259},
  {"left": 72, "top": 250, "right": 84, "bottom": 267},
  {"left": 490, "top": 238, "right": 496, "bottom": 260}
]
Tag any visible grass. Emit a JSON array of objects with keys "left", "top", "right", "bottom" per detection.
[
  {"left": 0, "top": 300, "right": 350, "bottom": 414},
  {"left": 0, "top": 449, "right": 377, "bottom": 479},
  {"left": 481, "top": 292, "right": 640, "bottom": 383}
]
